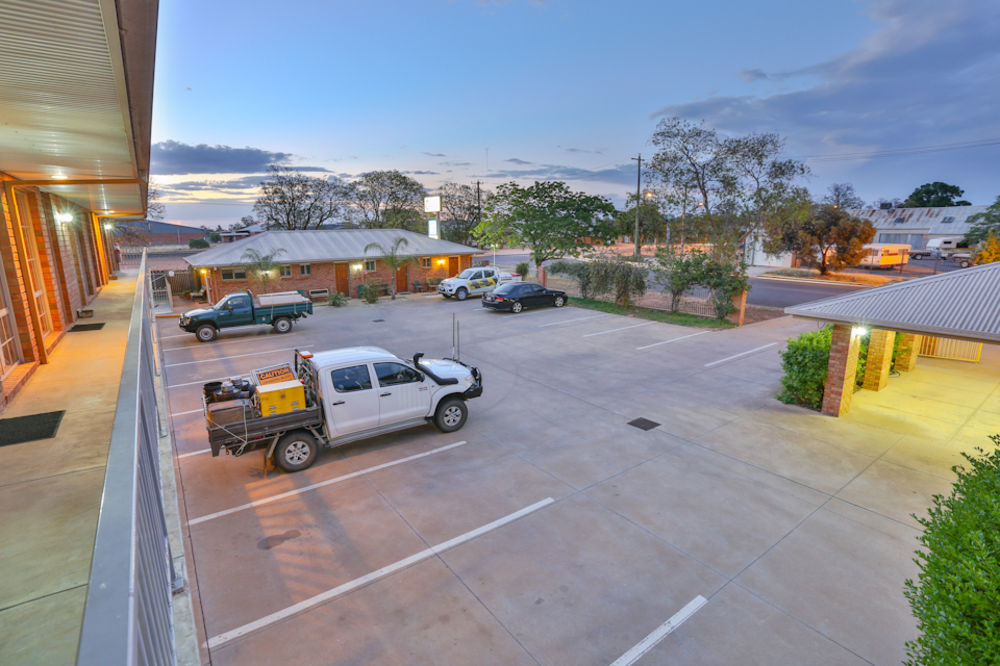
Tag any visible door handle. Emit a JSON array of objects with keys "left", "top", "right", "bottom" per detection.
[
  {"left": 332, "top": 400, "right": 345, "bottom": 405},
  {"left": 380, "top": 392, "right": 391, "bottom": 397}
]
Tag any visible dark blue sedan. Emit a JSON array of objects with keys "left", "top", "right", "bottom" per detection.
[{"left": 482, "top": 282, "right": 568, "bottom": 313}]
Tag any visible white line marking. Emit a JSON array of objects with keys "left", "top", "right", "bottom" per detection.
[
  {"left": 170, "top": 408, "right": 203, "bottom": 417},
  {"left": 583, "top": 321, "right": 655, "bottom": 338},
  {"left": 162, "top": 337, "right": 275, "bottom": 352},
  {"left": 206, "top": 497, "right": 555, "bottom": 649},
  {"left": 610, "top": 595, "right": 707, "bottom": 666},
  {"left": 159, "top": 332, "right": 192, "bottom": 340},
  {"left": 704, "top": 342, "right": 778, "bottom": 368},
  {"left": 165, "top": 347, "right": 299, "bottom": 368},
  {"left": 178, "top": 448, "right": 211, "bottom": 459},
  {"left": 190, "top": 441, "right": 469, "bottom": 526},
  {"left": 538, "top": 314, "right": 609, "bottom": 328},
  {"left": 636, "top": 331, "right": 709, "bottom": 350},
  {"left": 168, "top": 377, "right": 222, "bottom": 389},
  {"left": 423, "top": 294, "right": 440, "bottom": 299}
]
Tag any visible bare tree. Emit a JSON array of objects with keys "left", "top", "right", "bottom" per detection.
[
  {"left": 250, "top": 166, "right": 348, "bottom": 230},
  {"left": 822, "top": 183, "right": 866, "bottom": 209},
  {"left": 348, "top": 170, "right": 425, "bottom": 231},
  {"left": 146, "top": 179, "right": 166, "bottom": 221},
  {"left": 440, "top": 182, "right": 489, "bottom": 244}
]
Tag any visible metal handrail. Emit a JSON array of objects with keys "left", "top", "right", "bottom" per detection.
[{"left": 77, "top": 252, "right": 179, "bottom": 665}]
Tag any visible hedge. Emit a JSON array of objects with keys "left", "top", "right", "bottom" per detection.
[{"left": 777, "top": 325, "right": 832, "bottom": 409}]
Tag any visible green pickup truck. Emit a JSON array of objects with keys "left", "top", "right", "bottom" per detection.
[{"left": 179, "top": 290, "right": 313, "bottom": 342}]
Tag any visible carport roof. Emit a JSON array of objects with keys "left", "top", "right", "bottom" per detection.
[
  {"left": 785, "top": 262, "right": 1000, "bottom": 343},
  {"left": 185, "top": 229, "right": 481, "bottom": 267}
]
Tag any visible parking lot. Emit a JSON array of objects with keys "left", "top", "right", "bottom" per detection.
[{"left": 159, "top": 294, "right": 999, "bottom": 665}]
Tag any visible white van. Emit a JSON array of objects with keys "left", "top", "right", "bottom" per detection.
[
  {"left": 860, "top": 243, "right": 910, "bottom": 269},
  {"left": 924, "top": 236, "right": 965, "bottom": 257}
]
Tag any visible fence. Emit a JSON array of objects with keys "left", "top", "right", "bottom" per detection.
[
  {"left": 919, "top": 335, "right": 983, "bottom": 363},
  {"left": 77, "top": 252, "right": 180, "bottom": 665}
]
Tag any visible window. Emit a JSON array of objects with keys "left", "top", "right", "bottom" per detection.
[
  {"left": 941, "top": 216, "right": 955, "bottom": 224},
  {"left": 229, "top": 295, "right": 251, "bottom": 309},
  {"left": 331, "top": 364, "right": 373, "bottom": 392},
  {"left": 280, "top": 265, "right": 291, "bottom": 277},
  {"left": 300, "top": 264, "right": 312, "bottom": 276},
  {"left": 893, "top": 217, "right": 906, "bottom": 224},
  {"left": 374, "top": 362, "right": 422, "bottom": 386},
  {"left": 421, "top": 257, "right": 431, "bottom": 268},
  {"left": 364, "top": 260, "right": 376, "bottom": 272},
  {"left": 221, "top": 267, "right": 247, "bottom": 280}
]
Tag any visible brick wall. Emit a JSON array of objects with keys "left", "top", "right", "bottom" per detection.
[{"left": 821, "top": 324, "right": 861, "bottom": 417}]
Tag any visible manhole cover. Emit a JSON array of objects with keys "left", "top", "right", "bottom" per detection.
[{"left": 627, "top": 417, "right": 660, "bottom": 431}]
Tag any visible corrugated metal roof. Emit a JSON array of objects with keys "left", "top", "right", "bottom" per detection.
[
  {"left": 784, "top": 262, "right": 1000, "bottom": 343},
  {"left": 185, "top": 229, "right": 481, "bottom": 267},
  {"left": 848, "top": 205, "right": 988, "bottom": 236},
  {"left": 120, "top": 220, "right": 205, "bottom": 234}
]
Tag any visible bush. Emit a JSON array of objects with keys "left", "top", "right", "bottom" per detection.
[
  {"left": 904, "top": 436, "right": 1000, "bottom": 665},
  {"left": 652, "top": 250, "right": 707, "bottom": 312},
  {"left": 589, "top": 257, "right": 647, "bottom": 307},
  {"left": 189, "top": 237, "right": 210, "bottom": 249},
  {"left": 515, "top": 261, "right": 530, "bottom": 279},
  {"left": 548, "top": 260, "right": 593, "bottom": 298},
  {"left": 699, "top": 258, "right": 750, "bottom": 319},
  {"left": 326, "top": 291, "right": 348, "bottom": 307},
  {"left": 362, "top": 278, "right": 380, "bottom": 304},
  {"left": 777, "top": 326, "right": 832, "bottom": 409}
]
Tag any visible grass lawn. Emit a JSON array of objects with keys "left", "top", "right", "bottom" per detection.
[{"left": 570, "top": 297, "right": 735, "bottom": 328}]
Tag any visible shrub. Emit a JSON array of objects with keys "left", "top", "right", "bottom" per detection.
[
  {"left": 777, "top": 325, "right": 832, "bottom": 409},
  {"left": 547, "top": 260, "right": 593, "bottom": 298},
  {"left": 653, "top": 250, "right": 707, "bottom": 312},
  {"left": 362, "top": 278, "right": 380, "bottom": 304},
  {"left": 515, "top": 261, "right": 530, "bottom": 279},
  {"left": 189, "top": 237, "right": 210, "bottom": 249},
  {"left": 589, "top": 257, "right": 647, "bottom": 307},
  {"left": 904, "top": 437, "right": 1000, "bottom": 665},
  {"left": 326, "top": 291, "right": 348, "bottom": 307},
  {"left": 699, "top": 258, "right": 750, "bottom": 319}
]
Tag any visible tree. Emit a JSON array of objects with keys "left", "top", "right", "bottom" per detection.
[
  {"left": 439, "top": 182, "right": 488, "bottom": 245},
  {"left": 903, "top": 182, "right": 971, "bottom": 208},
  {"left": 976, "top": 233, "right": 1000, "bottom": 264},
  {"left": 147, "top": 179, "right": 166, "bottom": 221},
  {"left": 763, "top": 204, "right": 875, "bottom": 275},
  {"left": 241, "top": 247, "right": 286, "bottom": 293},
  {"left": 363, "top": 236, "right": 417, "bottom": 300},
  {"left": 474, "top": 181, "right": 615, "bottom": 273},
  {"left": 589, "top": 257, "right": 648, "bottom": 307},
  {"left": 964, "top": 195, "right": 1000, "bottom": 244},
  {"left": 249, "top": 166, "right": 348, "bottom": 230},
  {"left": 349, "top": 170, "right": 425, "bottom": 231},
  {"left": 613, "top": 198, "right": 667, "bottom": 246},
  {"left": 822, "top": 183, "right": 865, "bottom": 210},
  {"left": 652, "top": 250, "right": 707, "bottom": 311}
]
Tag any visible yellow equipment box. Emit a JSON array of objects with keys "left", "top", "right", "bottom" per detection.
[
  {"left": 252, "top": 362, "right": 296, "bottom": 385},
  {"left": 256, "top": 379, "right": 305, "bottom": 416}
]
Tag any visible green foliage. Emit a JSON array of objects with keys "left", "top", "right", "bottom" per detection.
[
  {"left": 904, "top": 436, "right": 1000, "bottom": 665},
  {"left": 613, "top": 200, "right": 667, "bottom": 245},
  {"left": 209, "top": 232, "right": 222, "bottom": 243},
  {"left": 571, "top": 297, "right": 734, "bottom": 329},
  {"left": 326, "top": 291, "right": 348, "bottom": 307},
  {"left": 515, "top": 261, "right": 530, "bottom": 279},
  {"left": 589, "top": 258, "right": 648, "bottom": 307},
  {"left": 361, "top": 278, "right": 380, "bottom": 304},
  {"left": 700, "top": 257, "right": 750, "bottom": 319},
  {"left": 547, "top": 260, "right": 593, "bottom": 298},
  {"left": 764, "top": 204, "right": 876, "bottom": 275},
  {"left": 965, "top": 196, "right": 1000, "bottom": 245},
  {"left": 189, "top": 237, "right": 210, "bottom": 249},
  {"left": 652, "top": 250, "right": 707, "bottom": 311},
  {"left": 363, "top": 236, "right": 416, "bottom": 299},
  {"left": 349, "top": 170, "right": 426, "bottom": 231},
  {"left": 241, "top": 247, "right": 286, "bottom": 293},
  {"left": 903, "top": 181, "right": 972, "bottom": 208},
  {"left": 976, "top": 233, "right": 1000, "bottom": 264},
  {"left": 474, "top": 181, "right": 616, "bottom": 271},
  {"left": 777, "top": 326, "right": 832, "bottom": 409}
]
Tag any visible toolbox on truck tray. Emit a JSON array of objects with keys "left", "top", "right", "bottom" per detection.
[{"left": 257, "top": 380, "right": 306, "bottom": 416}]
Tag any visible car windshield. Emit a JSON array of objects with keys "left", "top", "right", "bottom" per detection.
[
  {"left": 213, "top": 296, "right": 230, "bottom": 309},
  {"left": 457, "top": 269, "right": 477, "bottom": 279},
  {"left": 494, "top": 283, "right": 519, "bottom": 295}
]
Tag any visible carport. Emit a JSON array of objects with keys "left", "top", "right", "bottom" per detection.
[{"left": 785, "top": 263, "right": 1000, "bottom": 418}]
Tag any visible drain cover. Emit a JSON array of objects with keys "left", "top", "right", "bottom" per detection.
[
  {"left": 628, "top": 417, "right": 660, "bottom": 431},
  {"left": 69, "top": 323, "right": 105, "bottom": 332}
]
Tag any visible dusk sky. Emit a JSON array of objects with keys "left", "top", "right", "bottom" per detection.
[{"left": 151, "top": 0, "right": 1000, "bottom": 228}]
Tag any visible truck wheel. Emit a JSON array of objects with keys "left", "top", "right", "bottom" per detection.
[
  {"left": 196, "top": 324, "right": 217, "bottom": 342},
  {"left": 456, "top": 287, "right": 468, "bottom": 301},
  {"left": 273, "top": 316, "right": 292, "bottom": 333},
  {"left": 434, "top": 397, "right": 468, "bottom": 432},
  {"left": 274, "top": 431, "right": 318, "bottom": 472}
]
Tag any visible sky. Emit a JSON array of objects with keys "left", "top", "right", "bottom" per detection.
[{"left": 150, "top": 0, "right": 1000, "bottom": 228}]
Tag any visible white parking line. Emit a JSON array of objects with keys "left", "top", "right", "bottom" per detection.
[
  {"left": 189, "top": 441, "right": 469, "bottom": 526},
  {"left": 636, "top": 331, "right": 708, "bottom": 350},
  {"left": 168, "top": 377, "right": 222, "bottom": 389},
  {"left": 165, "top": 347, "right": 300, "bottom": 368},
  {"left": 206, "top": 497, "right": 555, "bottom": 649},
  {"left": 162, "top": 336, "right": 275, "bottom": 352},
  {"left": 610, "top": 595, "right": 707, "bottom": 666},
  {"left": 170, "top": 408, "right": 203, "bottom": 417},
  {"left": 583, "top": 321, "right": 655, "bottom": 338},
  {"left": 704, "top": 342, "right": 778, "bottom": 368},
  {"left": 159, "top": 332, "right": 193, "bottom": 340},
  {"left": 178, "top": 448, "right": 211, "bottom": 459},
  {"left": 538, "top": 314, "right": 609, "bottom": 328}
]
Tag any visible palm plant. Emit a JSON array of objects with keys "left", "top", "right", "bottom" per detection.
[
  {"left": 364, "top": 236, "right": 417, "bottom": 300},
  {"left": 241, "top": 247, "right": 286, "bottom": 293}
]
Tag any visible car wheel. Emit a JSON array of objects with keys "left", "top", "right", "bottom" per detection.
[
  {"left": 273, "top": 316, "right": 292, "bottom": 333},
  {"left": 511, "top": 301, "right": 523, "bottom": 313},
  {"left": 456, "top": 288, "right": 468, "bottom": 301},
  {"left": 196, "top": 324, "right": 217, "bottom": 342},
  {"left": 274, "top": 431, "right": 318, "bottom": 472},
  {"left": 553, "top": 295, "right": 566, "bottom": 307},
  {"left": 434, "top": 397, "right": 467, "bottom": 432}
]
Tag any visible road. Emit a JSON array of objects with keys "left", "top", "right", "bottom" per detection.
[{"left": 746, "top": 277, "right": 864, "bottom": 308}]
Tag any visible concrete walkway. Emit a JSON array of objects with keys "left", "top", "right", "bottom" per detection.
[{"left": 0, "top": 276, "right": 135, "bottom": 665}]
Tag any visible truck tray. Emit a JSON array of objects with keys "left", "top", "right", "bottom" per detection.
[{"left": 206, "top": 401, "right": 323, "bottom": 456}]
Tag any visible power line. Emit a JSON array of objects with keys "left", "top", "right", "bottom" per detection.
[{"left": 791, "top": 137, "right": 1000, "bottom": 162}]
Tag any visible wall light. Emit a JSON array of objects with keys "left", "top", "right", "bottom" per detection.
[
  {"left": 351, "top": 262, "right": 363, "bottom": 271},
  {"left": 852, "top": 326, "right": 869, "bottom": 337},
  {"left": 200, "top": 269, "right": 208, "bottom": 275},
  {"left": 103, "top": 223, "right": 114, "bottom": 231},
  {"left": 55, "top": 212, "right": 73, "bottom": 224},
  {"left": 436, "top": 259, "right": 446, "bottom": 265}
]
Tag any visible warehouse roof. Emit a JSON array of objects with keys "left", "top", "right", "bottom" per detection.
[
  {"left": 120, "top": 220, "right": 205, "bottom": 235},
  {"left": 185, "top": 229, "right": 480, "bottom": 267},
  {"left": 847, "top": 205, "right": 987, "bottom": 236},
  {"left": 785, "top": 262, "right": 1000, "bottom": 343}
]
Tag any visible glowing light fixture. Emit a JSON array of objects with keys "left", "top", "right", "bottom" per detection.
[
  {"left": 54, "top": 212, "right": 73, "bottom": 223},
  {"left": 852, "top": 326, "right": 869, "bottom": 337},
  {"left": 200, "top": 269, "right": 208, "bottom": 275},
  {"left": 436, "top": 258, "right": 446, "bottom": 265},
  {"left": 351, "top": 263, "right": 363, "bottom": 271},
  {"left": 103, "top": 223, "right": 114, "bottom": 231},
  {"left": 52, "top": 174, "right": 68, "bottom": 180}
]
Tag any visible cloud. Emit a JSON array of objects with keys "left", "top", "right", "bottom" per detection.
[
  {"left": 487, "top": 162, "right": 635, "bottom": 186},
  {"left": 560, "top": 146, "right": 606, "bottom": 155},
  {"left": 151, "top": 140, "right": 295, "bottom": 174},
  {"left": 403, "top": 170, "right": 440, "bottom": 175},
  {"left": 505, "top": 157, "right": 533, "bottom": 165},
  {"left": 422, "top": 152, "right": 446, "bottom": 157},
  {"left": 441, "top": 161, "right": 472, "bottom": 167},
  {"left": 738, "top": 68, "right": 768, "bottom": 82}
]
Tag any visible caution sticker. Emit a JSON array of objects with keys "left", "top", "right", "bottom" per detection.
[{"left": 253, "top": 363, "right": 296, "bottom": 385}]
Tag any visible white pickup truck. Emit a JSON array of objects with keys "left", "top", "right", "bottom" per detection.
[
  {"left": 203, "top": 347, "right": 482, "bottom": 472},
  {"left": 437, "top": 266, "right": 520, "bottom": 300}
]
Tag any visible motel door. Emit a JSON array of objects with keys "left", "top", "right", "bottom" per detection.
[
  {"left": 396, "top": 265, "right": 408, "bottom": 294},
  {"left": 334, "top": 263, "right": 349, "bottom": 297},
  {"left": 448, "top": 256, "right": 459, "bottom": 277}
]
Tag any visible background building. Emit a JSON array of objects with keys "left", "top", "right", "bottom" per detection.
[{"left": 848, "top": 205, "right": 987, "bottom": 249}]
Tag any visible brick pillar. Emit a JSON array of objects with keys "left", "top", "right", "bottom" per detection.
[
  {"left": 862, "top": 329, "right": 896, "bottom": 391},
  {"left": 822, "top": 324, "right": 861, "bottom": 417},
  {"left": 895, "top": 333, "right": 921, "bottom": 372},
  {"left": 538, "top": 265, "right": 547, "bottom": 287},
  {"left": 727, "top": 290, "right": 747, "bottom": 326}
]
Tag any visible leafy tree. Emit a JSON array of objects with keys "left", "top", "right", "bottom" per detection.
[
  {"left": 964, "top": 195, "right": 1000, "bottom": 244},
  {"left": 822, "top": 183, "right": 866, "bottom": 210},
  {"left": 652, "top": 250, "right": 707, "bottom": 311},
  {"left": 474, "top": 181, "right": 615, "bottom": 274},
  {"left": 363, "top": 236, "right": 417, "bottom": 300},
  {"left": 613, "top": 198, "right": 667, "bottom": 246},
  {"left": 976, "top": 233, "right": 1000, "bottom": 264},
  {"left": 349, "top": 170, "right": 425, "bottom": 231},
  {"left": 188, "top": 238, "right": 209, "bottom": 249},
  {"left": 241, "top": 247, "right": 286, "bottom": 293},
  {"left": 763, "top": 204, "right": 875, "bottom": 275},
  {"left": 440, "top": 182, "right": 489, "bottom": 245},
  {"left": 249, "top": 166, "right": 348, "bottom": 230},
  {"left": 903, "top": 182, "right": 972, "bottom": 208}
]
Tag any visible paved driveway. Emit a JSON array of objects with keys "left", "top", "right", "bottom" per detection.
[{"left": 159, "top": 295, "right": 1000, "bottom": 665}]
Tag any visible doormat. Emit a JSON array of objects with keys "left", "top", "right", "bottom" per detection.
[
  {"left": 0, "top": 411, "right": 65, "bottom": 446},
  {"left": 627, "top": 417, "right": 660, "bottom": 431},
  {"left": 69, "top": 323, "right": 105, "bottom": 332}
]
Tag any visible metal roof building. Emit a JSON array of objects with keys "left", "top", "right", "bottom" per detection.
[
  {"left": 186, "top": 229, "right": 480, "bottom": 268},
  {"left": 848, "top": 205, "right": 988, "bottom": 249}
]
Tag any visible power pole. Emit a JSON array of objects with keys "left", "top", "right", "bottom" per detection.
[{"left": 631, "top": 154, "right": 642, "bottom": 257}]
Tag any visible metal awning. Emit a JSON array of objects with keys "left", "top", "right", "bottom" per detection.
[{"left": 785, "top": 263, "right": 1000, "bottom": 343}]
